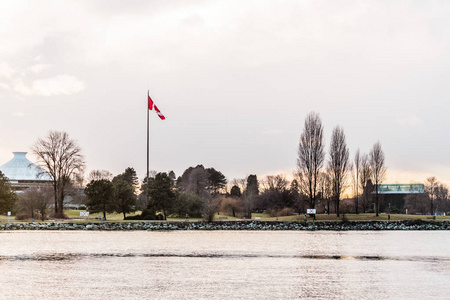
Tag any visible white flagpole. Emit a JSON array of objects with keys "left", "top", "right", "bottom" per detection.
[{"left": 147, "top": 90, "right": 150, "bottom": 200}]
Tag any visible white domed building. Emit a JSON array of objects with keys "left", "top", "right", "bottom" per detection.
[
  {"left": 0, "top": 152, "right": 52, "bottom": 193},
  {"left": 0, "top": 152, "right": 85, "bottom": 209}
]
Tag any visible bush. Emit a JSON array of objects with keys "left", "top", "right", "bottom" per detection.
[
  {"left": 174, "top": 193, "right": 205, "bottom": 218},
  {"left": 15, "top": 213, "right": 32, "bottom": 221},
  {"left": 203, "top": 197, "right": 220, "bottom": 222},
  {"left": 267, "top": 207, "right": 295, "bottom": 217},
  {"left": 124, "top": 208, "right": 163, "bottom": 220},
  {"left": 279, "top": 207, "right": 295, "bottom": 216},
  {"left": 219, "top": 197, "right": 242, "bottom": 217}
]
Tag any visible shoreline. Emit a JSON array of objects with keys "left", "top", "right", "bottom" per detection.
[{"left": 1, "top": 220, "right": 449, "bottom": 231}]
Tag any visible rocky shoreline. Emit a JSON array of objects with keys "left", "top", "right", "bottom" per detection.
[{"left": 1, "top": 220, "right": 450, "bottom": 231}]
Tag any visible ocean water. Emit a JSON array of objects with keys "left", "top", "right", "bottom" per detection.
[{"left": 0, "top": 230, "right": 449, "bottom": 299}]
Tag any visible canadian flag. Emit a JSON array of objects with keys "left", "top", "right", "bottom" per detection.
[{"left": 148, "top": 94, "right": 166, "bottom": 120}]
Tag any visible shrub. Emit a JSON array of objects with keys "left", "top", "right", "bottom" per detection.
[
  {"left": 15, "top": 213, "right": 32, "bottom": 221},
  {"left": 203, "top": 197, "right": 220, "bottom": 222},
  {"left": 219, "top": 197, "right": 242, "bottom": 217},
  {"left": 124, "top": 208, "right": 163, "bottom": 220},
  {"left": 174, "top": 193, "right": 205, "bottom": 218},
  {"left": 279, "top": 207, "right": 295, "bottom": 216},
  {"left": 267, "top": 207, "right": 295, "bottom": 217}
]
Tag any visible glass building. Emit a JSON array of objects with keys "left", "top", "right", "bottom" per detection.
[{"left": 0, "top": 152, "right": 52, "bottom": 193}]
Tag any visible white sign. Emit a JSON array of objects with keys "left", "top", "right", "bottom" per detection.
[
  {"left": 80, "top": 212, "right": 89, "bottom": 217},
  {"left": 7, "top": 211, "right": 11, "bottom": 216},
  {"left": 307, "top": 209, "right": 316, "bottom": 214}
]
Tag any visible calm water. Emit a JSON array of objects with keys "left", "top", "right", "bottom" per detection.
[{"left": 0, "top": 231, "right": 449, "bottom": 299}]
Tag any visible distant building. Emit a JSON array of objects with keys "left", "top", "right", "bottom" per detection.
[
  {"left": 375, "top": 183, "right": 425, "bottom": 213},
  {"left": 0, "top": 152, "right": 52, "bottom": 193},
  {"left": 0, "top": 152, "right": 85, "bottom": 209}
]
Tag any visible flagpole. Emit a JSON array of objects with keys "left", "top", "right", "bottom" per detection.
[{"left": 146, "top": 90, "right": 150, "bottom": 202}]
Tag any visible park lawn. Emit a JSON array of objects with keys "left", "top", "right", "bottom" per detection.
[
  {"left": 227, "top": 212, "right": 450, "bottom": 222},
  {"left": 2, "top": 211, "right": 450, "bottom": 223},
  {"left": 0, "top": 214, "right": 15, "bottom": 222},
  {"left": 64, "top": 210, "right": 143, "bottom": 222}
]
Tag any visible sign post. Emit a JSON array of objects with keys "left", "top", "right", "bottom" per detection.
[{"left": 307, "top": 209, "right": 316, "bottom": 221}]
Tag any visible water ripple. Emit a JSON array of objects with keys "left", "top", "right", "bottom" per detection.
[{"left": 0, "top": 252, "right": 449, "bottom": 263}]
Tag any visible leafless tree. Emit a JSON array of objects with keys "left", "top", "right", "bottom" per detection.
[
  {"left": 231, "top": 178, "right": 247, "bottom": 193},
  {"left": 261, "top": 175, "right": 289, "bottom": 193},
  {"left": 404, "top": 193, "right": 429, "bottom": 215},
  {"left": 328, "top": 126, "right": 350, "bottom": 217},
  {"left": 32, "top": 131, "right": 85, "bottom": 218},
  {"left": 359, "top": 153, "right": 372, "bottom": 213},
  {"left": 369, "top": 142, "right": 386, "bottom": 217},
  {"left": 353, "top": 149, "right": 361, "bottom": 214},
  {"left": 17, "top": 185, "right": 52, "bottom": 221},
  {"left": 297, "top": 112, "right": 325, "bottom": 209},
  {"left": 220, "top": 197, "right": 242, "bottom": 218},
  {"left": 318, "top": 169, "right": 333, "bottom": 214},
  {"left": 87, "top": 170, "right": 113, "bottom": 182},
  {"left": 435, "top": 182, "right": 449, "bottom": 213},
  {"left": 179, "top": 165, "right": 209, "bottom": 197},
  {"left": 425, "top": 176, "right": 438, "bottom": 215}
]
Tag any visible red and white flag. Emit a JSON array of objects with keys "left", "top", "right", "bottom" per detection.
[
  {"left": 154, "top": 104, "right": 165, "bottom": 120},
  {"left": 148, "top": 94, "right": 165, "bottom": 120},
  {"left": 148, "top": 94, "right": 154, "bottom": 110}
]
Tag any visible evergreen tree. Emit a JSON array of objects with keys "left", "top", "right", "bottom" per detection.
[
  {"left": 114, "top": 180, "right": 137, "bottom": 219},
  {"left": 0, "top": 171, "right": 17, "bottom": 214},
  {"left": 84, "top": 179, "right": 115, "bottom": 220},
  {"left": 206, "top": 167, "right": 227, "bottom": 195},
  {"left": 148, "top": 172, "right": 177, "bottom": 220},
  {"left": 242, "top": 174, "right": 259, "bottom": 219},
  {"left": 230, "top": 185, "right": 242, "bottom": 198},
  {"left": 113, "top": 167, "right": 138, "bottom": 188}
]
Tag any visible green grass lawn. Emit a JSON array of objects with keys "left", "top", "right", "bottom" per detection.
[
  {"left": 249, "top": 212, "right": 450, "bottom": 222},
  {"left": 1, "top": 211, "right": 449, "bottom": 223}
]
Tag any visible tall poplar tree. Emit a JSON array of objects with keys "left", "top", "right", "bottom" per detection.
[
  {"left": 370, "top": 142, "right": 386, "bottom": 217},
  {"left": 297, "top": 112, "right": 325, "bottom": 209},
  {"left": 328, "top": 126, "right": 350, "bottom": 217}
]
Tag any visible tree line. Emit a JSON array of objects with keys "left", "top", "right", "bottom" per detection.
[
  {"left": 296, "top": 112, "right": 387, "bottom": 216},
  {"left": 1, "top": 117, "right": 449, "bottom": 221},
  {"left": 404, "top": 177, "right": 450, "bottom": 215}
]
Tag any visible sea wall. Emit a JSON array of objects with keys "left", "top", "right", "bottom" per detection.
[{"left": 1, "top": 220, "right": 450, "bottom": 231}]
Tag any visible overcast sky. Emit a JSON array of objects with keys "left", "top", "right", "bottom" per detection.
[{"left": 1, "top": 0, "right": 450, "bottom": 187}]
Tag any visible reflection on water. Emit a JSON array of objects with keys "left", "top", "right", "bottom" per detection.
[
  {"left": 2, "top": 252, "right": 450, "bottom": 263},
  {"left": 0, "top": 231, "right": 449, "bottom": 299}
]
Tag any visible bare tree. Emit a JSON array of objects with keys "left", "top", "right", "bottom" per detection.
[
  {"left": 318, "top": 169, "right": 333, "bottom": 214},
  {"left": 231, "top": 178, "right": 247, "bottom": 194},
  {"left": 435, "top": 182, "right": 449, "bottom": 213},
  {"left": 328, "top": 126, "right": 350, "bottom": 217},
  {"left": 297, "top": 112, "right": 325, "bottom": 209},
  {"left": 425, "top": 176, "right": 438, "bottom": 215},
  {"left": 179, "top": 165, "right": 209, "bottom": 197},
  {"left": 369, "top": 142, "right": 386, "bottom": 217},
  {"left": 32, "top": 131, "right": 85, "bottom": 218},
  {"left": 359, "top": 153, "right": 372, "bottom": 213},
  {"left": 262, "top": 175, "right": 289, "bottom": 193},
  {"left": 353, "top": 149, "right": 361, "bottom": 214},
  {"left": 17, "top": 185, "right": 52, "bottom": 221},
  {"left": 404, "top": 192, "right": 429, "bottom": 215},
  {"left": 88, "top": 170, "right": 113, "bottom": 182}
]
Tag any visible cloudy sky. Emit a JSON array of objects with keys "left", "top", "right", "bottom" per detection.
[{"left": 1, "top": 0, "right": 450, "bottom": 186}]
